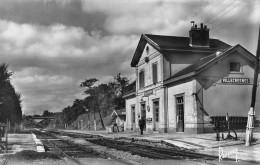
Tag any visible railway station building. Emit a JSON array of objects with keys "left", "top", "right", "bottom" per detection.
[{"left": 123, "top": 22, "right": 260, "bottom": 134}]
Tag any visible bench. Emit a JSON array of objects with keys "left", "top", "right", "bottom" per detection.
[{"left": 211, "top": 116, "right": 248, "bottom": 141}]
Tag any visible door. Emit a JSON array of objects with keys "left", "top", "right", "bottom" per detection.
[
  {"left": 140, "top": 103, "right": 146, "bottom": 131},
  {"left": 131, "top": 105, "right": 135, "bottom": 130},
  {"left": 153, "top": 101, "right": 159, "bottom": 131},
  {"left": 176, "top": 96, "right": 184, "bottom": 132}
]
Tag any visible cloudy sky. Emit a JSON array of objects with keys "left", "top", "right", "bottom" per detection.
[{"left": 0, "top": 0, "right": 259, "bottom": 115}]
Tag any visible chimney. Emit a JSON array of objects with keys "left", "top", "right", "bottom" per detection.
[
  {"left": 191, "top": 21, "right": 195, "bottom": 28},
  {"left": 189, "top": 21, "right": 210, "bottom": 47}
]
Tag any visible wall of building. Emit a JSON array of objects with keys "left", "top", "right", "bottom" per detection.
[
  {"left": 139, "top": 43, "right": 157, "bottom": 62},
  {"left": 125, "top": 96, "right": 136, "bottom": 131},
  {"left": 167, "top": 79, "right": 198, "bottom": 133},
  {"left": 115, "top": 117, "right": 124, "bottom": 127},
  {"left": 163, "top": 51, "right": 212, "bottom": 79},
  {"left": 197, "top": 52, "right": 260, "bottom": 120},
  {"left": 137, "top": 43, "right": 162, "bottom": 89},
  {"left": 134, "top": 43, "right": 168, "bottom": 133},
  {"left": 136, "top": 87, "right": 166, "bottom": 133}
]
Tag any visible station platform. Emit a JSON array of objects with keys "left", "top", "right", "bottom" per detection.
[
  {"left": 59, "top": 129, "right": 260, "bottom": 164},
  {"left": 0, "top": 133, "right": 36, "bottom": 154}
]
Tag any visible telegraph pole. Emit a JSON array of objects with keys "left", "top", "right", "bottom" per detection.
[{"left": 245, "top": 26, "right": 260, "bottom": 146}]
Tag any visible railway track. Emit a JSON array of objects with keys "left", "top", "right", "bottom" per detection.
[
  {"left": 86, "top": 137, "right": 217, "bottom": 161},
  {"left": 31, "top": 130, "right": 107, "bottom": 165},
  {"left": 49, "top": 130, "right": 219, "bottom": 162}
]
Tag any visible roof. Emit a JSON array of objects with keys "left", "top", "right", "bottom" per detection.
[
  {"left": 131, "top": 34, "right": 230, "bottom": 67},
  {"left": 145, "top": 34, "right": 229, "bottom": 50},
  {"left": 117, "top": 115, "right": 126, "bottom": 121},
  {"left": 164, "top": 44, "right": 256, "bottom": 84},
  {"left": 111, "top": 109, "right": 126, "bottom": 117},
  {"left": 170, "top": 46, "right": 234, "bottom": 79},
  {"left": 122, "top": 81, "right": 136, "bottom": 98}
]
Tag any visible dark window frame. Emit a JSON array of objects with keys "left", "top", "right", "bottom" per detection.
[
  {"left": 139, "top": 69, "right": 145, "bottom": 89},
  {"left": 141, "top": 103, "right": 146, "bottom": 119},
  {"left": 176, "top": 96, "right": 184, "bottom": 121},
  {"left": 152, "top": 62, "right": 158, "bottom": 84},
  {"left": 230, "top": 62, "right": 241, "bottom": 73},
  {"left": 131, "top": 105, "right": 135, "bottom": 123},
  {"left": 153, "top": 100, "right": 159, "bottom": 122}
]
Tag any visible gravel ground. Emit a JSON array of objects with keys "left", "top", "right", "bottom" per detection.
[
  {"left": 57, "top": 135, "right": 150, "bottom": 161},
  {"left": 0, "top": 158, "right": 79, "bottom": 165}
]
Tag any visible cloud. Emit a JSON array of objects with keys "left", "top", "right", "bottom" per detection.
[
  {"left": 0, "top": 0, "right": 106, "bottom": 33},
  {"left": 80, "top": 0, "right": 260, "bottom": 52},
  {"left": 0, "top": 0, "right": 259, "bottom": 115},
  {"left": 0, "top": 19, "right": 138, "bottom": 114},
  {"left": 11, "top": 68, "right": 79, "bottom": 114}
]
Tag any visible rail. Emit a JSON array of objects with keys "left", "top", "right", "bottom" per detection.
[{"left": 47, "top": 140, "right": 83, "bottom": 165}]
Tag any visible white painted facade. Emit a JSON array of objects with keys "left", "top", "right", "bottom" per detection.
[{"left": 125, "top": 29, "right": 260, "bottom": 134}]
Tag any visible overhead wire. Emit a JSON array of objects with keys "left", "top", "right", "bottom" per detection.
[
  {"left": 225, "top": 0, "right": 256, "bottom": 46},
  {"left": 200, "top": 0, "right": 234, "bottom": 24},
  {"left": 195, "top": 0, "right": 223, "bottom": 23},
  {"left": 209, "top": 0, "right": 254, "bottom": 46},
  {"left": 179, "top": 0, "right": 254, "bottom": 46},
  {"left": 178, "top": 0, "right": 222, "bottom": 36},
  {"left": 179, "top": 0, "right": 236, "bottom": 36},
  {"left": 206, "top": 0, "right": 244, "bottom": 28},
  {"left": 211, "top": 0, "right": 255, "bottom": 34}
]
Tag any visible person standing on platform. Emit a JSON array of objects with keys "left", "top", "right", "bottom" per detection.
[{"left": 139, "top": 117, "right": 145, "bottom": 135}]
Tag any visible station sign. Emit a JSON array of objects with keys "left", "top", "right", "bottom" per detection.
[
  {"left": 144, "top": 89, "right": 153, "bottom": 97},
  {"left": 222, "top": 78, "right": 250, "bottom": 85}
]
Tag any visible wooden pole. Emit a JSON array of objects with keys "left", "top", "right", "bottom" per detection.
[
  {"left": 245, "top": 26, "right": 260, "bottom": 146},
  {"left": 5, "top": 122, "right": 8, "bottom": 153}
]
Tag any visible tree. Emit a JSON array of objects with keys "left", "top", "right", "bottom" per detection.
[
  {"left": 0, "top": 64, "right": 12, "bottom": 86},
  {"left": 61, "top": 98, "right": 87, "bottom": 128},
  {"left": 60, "top": 73, "right": 130, "bottom": 130},
  {"left": 80, "top": 78, "right": 104, "bottom": 129},
  {"left": 0, "top": 64, "right": 22, "bottom": 126},
  {"left": 112, "top": 73, "right": 129, "bottom": 110},
  {"left": 80, "top": 74, "right": 130, "bottom": 129},
  {"left": 42, "top": 110, "right": 53, "bottom": 117}
]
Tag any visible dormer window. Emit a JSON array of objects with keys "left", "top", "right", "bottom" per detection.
[{"left": 230, "top": 62, "right": 241, "bottom": 73}]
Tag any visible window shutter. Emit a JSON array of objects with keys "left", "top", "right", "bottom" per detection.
[
  {"left": 139, "top": 70, "right": 145, "bottom": 88},
  {"left": 152, "top": 63, "right": 158, "bottom": 84}
]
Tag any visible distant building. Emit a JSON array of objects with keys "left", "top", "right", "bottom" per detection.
[
  {"left": 124, "top": 22, "right": 260, "bottom": 134},
  {"left": 110, "top": 109, "right": 126, "bottom": 131}
]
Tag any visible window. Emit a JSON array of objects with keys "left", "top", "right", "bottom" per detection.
[
  {"left": 131, "top": 105, "right": 135, "bottom": 123},
  {"left": 139, "top": 70, "right": 145, "bottom": 89},
  {"left": 176, "top": 96, "right": 184, "bottom": 121},
  {"left": 152, "top": 62, "right": 158, "bottom": 84},
  {"left": 154, "top": 101, "right": 159, "bottom": 122},
  {"left": 146, "top": 46, "right": 149, "bottom": 55},
  {"left": 141, "top": 103, "right": 146, "bottom": 119},
  {"left": 230, "top": 62, "right": 241, "bottom": 72}
]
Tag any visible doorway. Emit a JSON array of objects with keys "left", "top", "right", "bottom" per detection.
[
  {"left": 176, "top": 95, "right": 184, "bottom": 132},
  {"left": 153, "top": 100, "right": 159, "bottom": 131},
  {"left": 140, "top": 103, "right": 146, "bottom": 131},
  {"left": 131, "top": 105, "right": 135, "bottom": 130}
]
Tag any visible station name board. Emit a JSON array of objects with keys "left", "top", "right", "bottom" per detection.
[{"left": 222, "top": 78, "right": 250, "bottom": 84}]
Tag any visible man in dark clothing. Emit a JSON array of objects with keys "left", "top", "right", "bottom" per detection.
[{"left": 139, "top": 117, "right": 145, "bottom": 135}]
